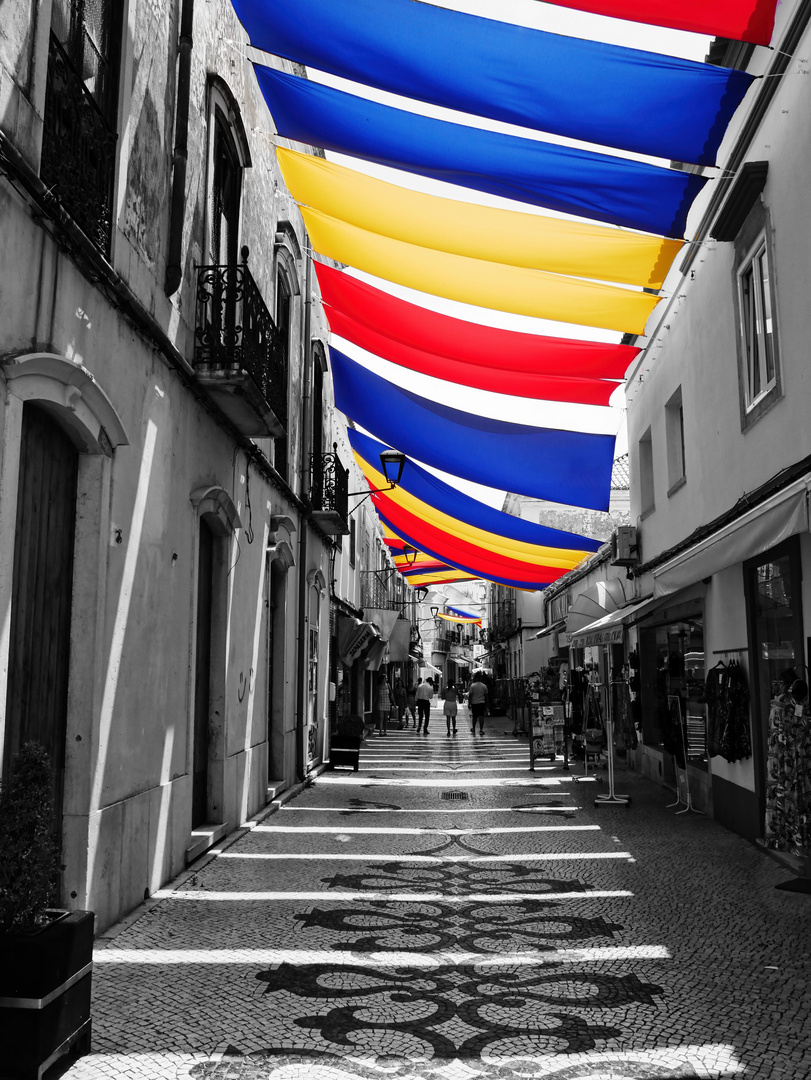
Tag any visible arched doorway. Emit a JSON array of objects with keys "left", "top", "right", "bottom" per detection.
[{"left": 4, "top": 404, "right": 78, "bottom": 838}]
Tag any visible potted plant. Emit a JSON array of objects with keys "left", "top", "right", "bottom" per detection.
[{"left": 0, "top": 742, "right": 94, "bottom": 1078}]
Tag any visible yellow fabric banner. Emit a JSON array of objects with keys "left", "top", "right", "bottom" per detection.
[
  {"left": 278, "top": 147, "right": 681, "bottom": 289},
  {"left": 301, "top": 206, "right": 659, "bottom": 334}
]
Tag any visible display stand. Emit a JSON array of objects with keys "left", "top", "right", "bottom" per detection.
[
  {"left": 666, "top": 695, "right": 704, "bottom": 815},
  {"left": 574, "top": 683, "right": 604, "bottom": 784},
  {"left": 594, "top": 719, "right": 630, "bottom": 807}
]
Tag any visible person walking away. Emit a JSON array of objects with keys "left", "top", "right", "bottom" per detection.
[
  {"left": 444, "top": 682, "right": 459, "bottom": 736},
  {"left": 415, "top": 678, "right": 432, "bottom": 733},
  {"left": 468, "top": 673, "right": 489, "bottom": 735},
  {"left": 393, "top": 677, "right": 408, "bottom": 728},
  {"left": 376, "top": 673, "right": 392, "bottom": 737},
  {"left": 405, "top": 682, "right": 417, "bottom": 726}
]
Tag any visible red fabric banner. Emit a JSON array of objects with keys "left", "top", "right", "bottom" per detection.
[
  {"left": 316, "top": 263, "right": 636, "bottom": 385},
  {"left": 537, "top": 0, "right": 777, "bottom": 46}
]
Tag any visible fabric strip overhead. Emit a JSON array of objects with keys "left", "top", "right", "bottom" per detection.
[
  {"left": 526, "top": 0, "right": 778, "bottom": 46},
  {"left": 233, "top": 0, "right": 752, "bottom": 165},
  {"left": 302, "top": 207, "right": 660, "bottom": 334},
  {"left": 253, "top": 66, "right": 706, "bottom": 238},
  {"left": 316, "top": 264, "right": 633, "bottom": 405},
  {"left": 349, "top": 429, "right": 602, "bottom": 555},
  {"left": 279, "top": 149, "right": 682, "bottom": 290}
]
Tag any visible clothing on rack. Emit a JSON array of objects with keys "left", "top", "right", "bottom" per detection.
[
  {"left": 705, "top": 659, "right": 751, "bottom": 762},
  {"left": 764, "top": 692, "right": 811, "bottom": 857},
  {"left": 612, "top": 679, "right": 637, "bottom": 750}
]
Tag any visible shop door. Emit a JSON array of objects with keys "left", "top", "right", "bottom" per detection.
[
  {"left": 192, "top": 519, "right": 214, "bottom": 827},
  {"left": 745, "top": 537, "right": 804, "bottom": 824},
  {"left": 5, "top": 404, "right": 78, "bottom": 844}
]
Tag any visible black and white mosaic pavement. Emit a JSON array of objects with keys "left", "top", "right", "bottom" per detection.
[{"left": 55, "top": 709, "right": 811, "bottom": 1080}]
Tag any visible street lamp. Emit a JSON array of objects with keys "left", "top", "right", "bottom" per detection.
[
  {"left": 430, "top": 605, "right": 439, "bottom": 618},
  {"left": 402, "top": 545, "right": 418, "bottom": 566},
  {"left": 380, "top": 449, "right": 406, "bottom": 486},
  {"left": 348, "top": 449, "right": 408, "bottom": 510}
]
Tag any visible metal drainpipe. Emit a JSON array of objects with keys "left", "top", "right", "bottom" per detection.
[
  {"left": 164, "top": 0, "right": 194, "bottom": 297},
  {"left": 294, "top": 252, "right": 314, "bottom": 782}
]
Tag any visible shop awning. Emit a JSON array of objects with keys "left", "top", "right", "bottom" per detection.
[
  {"left": 532, "top": 619, "right": 566, "bottom": 640},
  {"left": 653, "top": 481, "right": 809, "bottom": 597},
  {"left": 569, "top": 595, "right": 659, "bottom": 646},
  {"left": 337, "top": 616, "right": 381, "bottom": 665},
  {"left": 565, "top": 577, "right": 630, "bottom": 637}
]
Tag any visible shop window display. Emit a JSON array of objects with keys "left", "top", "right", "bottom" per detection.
[{"left": 639, "top": 618, "right": 707, "bottom": 770}]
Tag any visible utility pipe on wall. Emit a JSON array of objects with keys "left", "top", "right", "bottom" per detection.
[
  {"left": 164, "top": 0, "right": 194, "bottom": 297},
  {"left": 294, "top": 251, "right": 314, "bottom": 782}
]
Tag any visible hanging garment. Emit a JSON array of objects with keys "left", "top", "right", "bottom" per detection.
[
  {"left": 705, "top": 660, "right": 752, "bottom": 762},
  {"left": 764, "top": 694, "right": 811, "bottom": 857},
  {"left": 612, "top": 679, "right": 637, "bottom": 751}
]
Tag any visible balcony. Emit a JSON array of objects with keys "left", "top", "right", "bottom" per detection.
[
  {"left": 194, "top": 254, "right": 287, "bottom": 437},
  {"left": 40, "top": 33, "right": 118, "bottom": 256},
  {"left": 310, "top": 449, "right": 349, "bottom": 536}
]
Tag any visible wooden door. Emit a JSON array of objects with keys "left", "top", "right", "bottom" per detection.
[
  {"left": 5, "top": 404, "right": 78, "bottom": 839},
  {"left": 192, "top": 520, "right": 214, "bottom": 827}
]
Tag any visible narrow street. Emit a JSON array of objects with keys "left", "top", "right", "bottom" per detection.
[{"left": 59, "top": 706, "right": 810, "bottom": 1080}]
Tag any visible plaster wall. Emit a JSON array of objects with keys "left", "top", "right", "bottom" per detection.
[{"left": 627, "top": 13, "right": 811, "bottom": 562}]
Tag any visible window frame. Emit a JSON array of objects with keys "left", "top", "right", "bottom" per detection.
[
  {"left": 665, "top": 386, "right": 686, "bottom": 496},
  {"left": 732, "top": 203, "right": 781, "bottom": 431},
  {"left": 638, "top": 426, "right": 655, "bottom": 518}
]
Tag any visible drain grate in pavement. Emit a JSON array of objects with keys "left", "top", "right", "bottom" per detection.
[{"left": 441, "top": 790, "right": 470, "bottom": 801}]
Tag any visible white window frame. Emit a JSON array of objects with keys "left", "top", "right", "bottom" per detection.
[{"left": 737, "top": 234, "right": 777, "bottom": 413}]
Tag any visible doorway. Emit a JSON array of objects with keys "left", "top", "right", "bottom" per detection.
[
  {"left": 5, "top": 404, "right": 79, "bottom": 842},
  {"left": 745, "top": 537, "right": 804, "bottom": 827},
  {"left": 192, "top": 518, "right": 214, "bottom": 827}
]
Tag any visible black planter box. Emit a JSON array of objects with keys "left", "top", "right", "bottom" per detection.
[
  {"left": 0, "top": 910, "right": 94, "bottom": 1079},
  {"left": 329, "top": 735, "right": 361, "bottom": 771}
]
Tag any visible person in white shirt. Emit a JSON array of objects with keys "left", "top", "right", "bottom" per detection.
[
  {"left": 415, "top": 678, "right": 433, "bottom": 733},
  {"left": 467, "top": 674, "right": 489, "bottom": 735}
]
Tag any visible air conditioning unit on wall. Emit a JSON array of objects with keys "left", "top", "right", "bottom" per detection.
[{"left": 611, "top": 526, "right": 639, "bottom": 566}]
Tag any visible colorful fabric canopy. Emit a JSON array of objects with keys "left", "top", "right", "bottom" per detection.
[
  {"left": 374, "top": 498, "right": 566, "bottom": 589},
  {"left": 447, "top": 606, "right": 482, "bottom": 623},
  {"left": 254, "top": 65, "right": 705, "bottom": 237},
  {"left": 403, "top": 571, "right": 479, "bottom": 587},
  {"left": 235, "top": 0, "right": 752, "bottom": 165},
  {"left": 349, "top": 429, "right": 603, "bottom": 555},
  {"left": 316, "top": 264, "right": 637, "bottom": 382},
  {"left": 334, "top": 350, "right": 616, "bottom": 511},
  {"left": 280, "top": 149, "right": 682, "bottom": 290},
  {"left": 351, "top": 432, "right": 597, "bottom": 588},
  {"left": 537, "top": 0, "right": 778, "bottom": 46},
  {"left": 303, "top": 207, "right": 659, "bottom": 334},
  {"left": 436, "top": 611, "right": 482, "bottom": 627}
]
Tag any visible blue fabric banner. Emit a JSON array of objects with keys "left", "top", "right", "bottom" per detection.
[
  {"left": 235, "top": 0, "right": 751, "bottom": 166},
  {"left": 333, "top": 350, "right": 616, "bottom": 511},
  {"left": 348, "top": 429, "right": 602, "bottom": 553},
  {"left": 254, "top": 66, "right": 705, "bottom": 237}
]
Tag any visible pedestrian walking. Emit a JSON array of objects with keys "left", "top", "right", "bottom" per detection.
[
  {"left": 376, "top": 673, "right": 392, "bottom": 737},
  {"left": 444, "top": 682, "right": 459, "bottom": 736},
  {"left": 393, "top": 676, "right": 408, "bottom": 728},
  {"left": 405, "top": 682, "right": 417, "bottom": 726},
  {"left": 467, "top": 672, "right": 489, "bottom": 735},
  {"left": 415, "top": 677, "right": 433, "bottom": 733}
]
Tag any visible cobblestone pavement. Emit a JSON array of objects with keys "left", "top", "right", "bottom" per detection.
[{"left": 51, "top": 706, "right": 811, "bottom": 1080}]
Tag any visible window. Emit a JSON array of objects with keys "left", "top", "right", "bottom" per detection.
[
  {"left": 42, "top": 0, "right": 122, "bottom": 253},
  {"left": 731, "top": 199, "right": 781, "bottom": 430},
  {"left": 273, "top": 270, "right": 292, "bottom": 481},
  {"left": 638, "top": 427, "right": 654, "bottom": 516},
  {"left": 210, "top": 112, "right": 241, "bottom": 266},
  {"left": 738, "top": 237, "right": 776, "bottom": 411},
  {"left": 665, "top": 387, "right": 686, "bottom": 495}
]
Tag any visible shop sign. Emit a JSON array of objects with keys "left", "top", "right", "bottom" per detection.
[{"left": 576, "top": 626, "right": 624, "bottom": 647}]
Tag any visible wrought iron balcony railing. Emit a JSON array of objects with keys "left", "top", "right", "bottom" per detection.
[
  {"left": 194, "top": 253, "right": 288, "bottom": 437},
  {"left": 40, "top": 32, "right": 118, "bottom": 256},
  {"left": 310, "top": 449, "right": 349, "bottom": 536}
]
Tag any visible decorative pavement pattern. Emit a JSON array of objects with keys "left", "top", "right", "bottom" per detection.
[{"left": 48, "top": 704, "right": 811, "bottom": 1080}]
